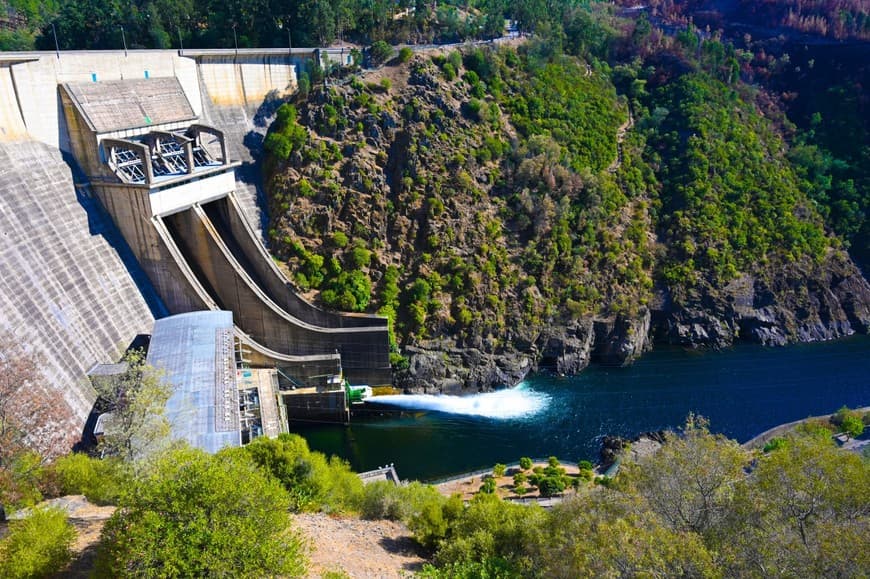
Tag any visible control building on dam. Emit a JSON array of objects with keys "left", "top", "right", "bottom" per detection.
[{"left": 0, "top": 48, "right": 389, "bottom": 448}]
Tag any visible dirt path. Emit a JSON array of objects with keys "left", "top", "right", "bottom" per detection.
[
  {"left": 607, "top": 108, "right": 635, "bottom": 173},
  {"left": 294, "top": 513, "right": 427, "bottom": 578}
]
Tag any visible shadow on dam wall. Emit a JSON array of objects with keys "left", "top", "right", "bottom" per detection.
[{"left": 64, "top": 152, "right": 167, "bottom": 320}]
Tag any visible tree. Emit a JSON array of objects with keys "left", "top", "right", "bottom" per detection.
[
  {"left": 840, "top": 414, "right": 865, "bottom": 438},
  {"left": 95, "top": 446, "right": 307, "bottom": 578},
  {"left": 624, "top": 415, "right": 748, "bottom": 536},
  {"left": 519, "top": 457, "right": 532, "bottom": 470},
  {"left": 537, "top": 476, "right": 565, "bottom": 497},
  {"left": 0, "top": 506, "right": 76, "bottom": 579},
  {"left": 434, "top": 493, "right": 546, "bottom": 575},
  {"left": 50, "top": 453, "right": 129, "bottom": 506},
  {"left": 92, "top": 349, "right": 173, "bottom": 463},
  {"left": 0, "top": 333, "right": 68, "bottom": 515},
  {"left": 369, "top": 40, "right": 394, "bottom": 66},
  {"left": 480, "top": 477, "right": 497, "bottom": 494},
  {"left": 244, "top": 433, "right": 363, "bottom": 513},
  {"left": 720, "top": 435, "right": 870, "bottom": 577},
  {"left": 539, "top": 493, "right": 717, "bottom": 578},
  {"left": 833, "top": 406, "right": 865, "bottom": 438}
]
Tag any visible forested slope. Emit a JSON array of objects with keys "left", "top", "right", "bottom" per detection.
[{"left": 263, "top": 35, "right": 870, "bottom": 391}]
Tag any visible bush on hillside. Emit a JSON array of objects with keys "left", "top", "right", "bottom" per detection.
[
  {"left": 0, "top": 506, "right": 75, "bottom": 579},
  {"left": 94, "top": 447, "right": 307, "bottom": 578}
]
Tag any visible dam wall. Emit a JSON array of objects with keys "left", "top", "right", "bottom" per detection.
[
  {"left": 0, "top": 50, "right": 299, "bottom": 447},
  {"left": 0, "top": 140, "right": 161, "bottom": 447},
  {"left": 0, "top": 49, "right": 303, "bottom": 233},
  {"left": 0, "top": 48, "right": 388, "bottom": 449}
]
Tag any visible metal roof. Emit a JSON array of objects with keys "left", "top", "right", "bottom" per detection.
[
  {"left": 63, "top": 77, "right": 196, "bottom": 133},
  {"left": 147, "top": 311, "right": 240, "bottom": 453}
]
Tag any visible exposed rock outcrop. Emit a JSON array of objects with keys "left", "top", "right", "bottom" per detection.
[{"left": 653, "top": 251, "right": 870, "bottom": 348}]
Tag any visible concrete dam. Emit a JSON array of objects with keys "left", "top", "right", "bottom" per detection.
[{"left": 0, "top": 48, "right": 390, "bottom": 449}]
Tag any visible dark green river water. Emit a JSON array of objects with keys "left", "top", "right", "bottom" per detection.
[{"left": 293, "top": 336, "right": 870, "bottom": 481}]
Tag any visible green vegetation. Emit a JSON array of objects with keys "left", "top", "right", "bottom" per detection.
[
  {"left": 2, "top": 376, "right": 868, "bottom": 578},
  {"left": 95, "top": 446, "right": 307, "bottom": 578},
  {"left": 369, "top": 41, "right": 394, "bottom": 65},
  {"left": 398, "top": 47, "right": 414, "bottom": 63},
  {"left": 645, "top": 73, "right": 828, "bottom": 286},
  {"left": 244, "top": 433, "right": 363, "bottom": 513},
  {"left": 256, "top": 1, "right": 868, "bottom": 368},
  {"left": 416, "top": 419, "right": 869, "bottom": 577},
  {"left": 50, "top": 453, "right": 129, "bottom": 506},
  {"left": 833, "top": 405, "right": 866, "bottom": 438},
  {"left": 90, "top": 348, "right": 173, "bottom": 464},
  {"left": 0, "top": 506, "right": 75, "bottom": 579},
  {"left": 264, "top": 104, "right": 308, "bottom": 162}
]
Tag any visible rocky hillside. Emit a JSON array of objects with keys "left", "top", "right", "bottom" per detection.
[{"left": 263, "top": 44, "right": 870, "bottom": 393}]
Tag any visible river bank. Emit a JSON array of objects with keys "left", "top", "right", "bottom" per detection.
[
  {"left": 742, "top": 406, "right": 870, "bottom": 449},
  {"left": 297, "top": 336, "right": 870, "bottom": 481}
]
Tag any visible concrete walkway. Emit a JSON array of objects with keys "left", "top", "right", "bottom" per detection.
[{"left": 742, "top": 406, "right": 870, "bottom": 449}]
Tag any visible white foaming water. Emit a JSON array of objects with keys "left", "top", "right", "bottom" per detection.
[{"left": 368, "top": 383, "right": 549, "bottom": 419}]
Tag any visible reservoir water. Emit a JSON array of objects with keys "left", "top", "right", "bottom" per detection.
[{"left": 293, "top": 336, "right": 870, "bottom": 481}]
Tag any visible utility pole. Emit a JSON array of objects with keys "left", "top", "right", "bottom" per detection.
[
  {"left": 232, "top": 23, "right": 239, "bottom": 56},
  {"left": 177, "top": 26, "right": 184, "bottom": 56},
  {"left": 51, "top": 23, "right": 60, "bottom": 59}
]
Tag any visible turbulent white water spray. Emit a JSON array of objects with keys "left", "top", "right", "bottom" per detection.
[{"left": 367, "top": 383, "right": 550, "bottom": 419}]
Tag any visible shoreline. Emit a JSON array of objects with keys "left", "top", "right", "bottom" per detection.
[
  {"left": 428, "top": 405, "right": 869, "bottom": 492},
  {"left": 741, "top": 405, "right": 870, "bottom": 449}
]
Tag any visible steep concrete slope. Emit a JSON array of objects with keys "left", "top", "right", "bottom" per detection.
[
  {"left": 0, "top": 140, "right": 159, "bottom": 448},
  {"left": 197, "top": 76, "right": 279, "bottom": 239}
]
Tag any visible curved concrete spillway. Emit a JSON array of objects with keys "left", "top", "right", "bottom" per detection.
[
  {"left": 160, "top": 200, "right": 390, "bottom": 384},
  {"left": 205, "top": 195, "right": 385, "bottom": 329},
  {"left": 150, "top": 213, "right": 344, "bottom": 378}
]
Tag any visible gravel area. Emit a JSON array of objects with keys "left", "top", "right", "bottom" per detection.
[{"left": 293, "top": 513, "right": 427, "bottom": 578}]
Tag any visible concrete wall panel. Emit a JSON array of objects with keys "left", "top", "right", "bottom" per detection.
[
  {"left": 0, "top": 66, "right": 26, "bottom": 140},
  {"left": 6, "top": 51, "right": 201, "bottom": 150},
  {"left": 150, "top": 170, "right": 236, "bottom": 216},
  {"left": 0, "top": 141, "right": 158, "bottom": 446}
]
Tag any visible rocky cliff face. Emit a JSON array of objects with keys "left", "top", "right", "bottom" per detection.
[
  {"left": 263, "top": 49, "right": 870, "bottom": 394},
  {"left": 653, "top": 252, "right": 870, "bottom": 348}
]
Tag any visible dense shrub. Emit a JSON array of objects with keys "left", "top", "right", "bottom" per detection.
[
  {"left": 369, "top": 41, "right": 394, "bottom": 66},
  {"left": 361, "top": 481, "right": 445, "bottom": 522},
  {"left": 245, "top": 433, "right": 363, "bottom": 513},
  {"left": 0, "top": 506, "right": 75, "bottom": 579},
  {"left": 398, "top": 47, "right": 413, "bottom": 63},
  {"left": 50, "top": 453, "right": 129, "bottom": 506},
  {"left": 95, "top": 447, "right": 307, "bottom": 578}
]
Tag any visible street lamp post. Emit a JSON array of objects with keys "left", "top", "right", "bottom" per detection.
[
  {"left": 121, "top": 25, "right": 128, "bottom": 57},
  {"left": 177, "top": 26, "right": 184, "bottom": 55},
  {"left": 232, "top": 24, "right": 238, "bottom": 56}
]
